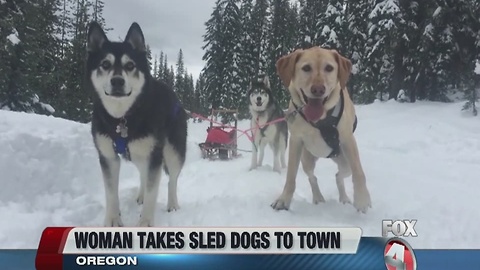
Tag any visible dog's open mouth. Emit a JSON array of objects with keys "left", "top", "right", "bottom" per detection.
[
  {"left": 300, "top": 89, "right": 324, "bottom": 123},
  {"left": 105, "top": 91, "right": 132, "bottom": 97},
  {"left": 256, "top": 101, "right": 263, "bottom": 107}
]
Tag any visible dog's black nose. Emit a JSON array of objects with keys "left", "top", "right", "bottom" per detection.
[
  {"left": 111, "top": 77, "right": 125, "bottom": 88},
  {"left": 256, "top": 97, "right": 262, "bottom": 101},
  {"left": 311, "top": 85, "right": 325, "bottom": 96}
]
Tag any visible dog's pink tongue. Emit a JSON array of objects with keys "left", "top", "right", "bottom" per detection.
[{"left": 303, "top": 98, "right": 324, "bottom": 122}]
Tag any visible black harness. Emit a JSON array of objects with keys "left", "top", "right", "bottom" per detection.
[
  {"left": 292, "top": 90, "right": 358, "bottom": 159},
  {"left": 256, "top": 108, "right": 280, "bottom": 138},
  {"left": 112, "top": 102, "right": 182, "bottom": 160}
]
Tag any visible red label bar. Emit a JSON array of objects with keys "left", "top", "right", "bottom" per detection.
[{"left": 35, "top": 227, "right": 73, "bottom": 270}]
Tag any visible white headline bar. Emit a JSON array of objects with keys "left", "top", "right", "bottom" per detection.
[{"left": 62, "top": 227, "right": 362, "bottom": 254}]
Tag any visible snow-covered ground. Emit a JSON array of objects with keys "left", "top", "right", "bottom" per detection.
[{"left": 0, "top": 100, "right": 479, "bottom": 249}]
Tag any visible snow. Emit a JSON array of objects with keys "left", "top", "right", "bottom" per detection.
[
  {"left": 369, "top": 0, "right": 400, "bottom": 19},
  {"left": 32, "top": 94, "right": 56, "bottom": 114},
  {"left": 1, "top": 101, "right": 480, "bottom": 249},
  {"left": 7, "top": 29, "right": 20, "bottom": 45},
  {"left": 475, "top": 60, "right": 480, "bottom": 75},
  {"left": 433, "top": 7, "right": 442, "bottom": 17}
]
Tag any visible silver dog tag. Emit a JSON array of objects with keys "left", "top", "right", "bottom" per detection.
[{"left": 116, "top": 120, "right": 128, "bottom": 138}]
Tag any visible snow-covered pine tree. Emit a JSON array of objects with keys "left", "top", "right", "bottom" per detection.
[
  {"left": 396, "top": 0, "right": 431, "bottom": 103},
  {"left": 57, "top": 0, "right": 73, "bottom": 60},
  {"left": 202, "top": 0, "right": 227, "bottom": 111},
  {"left": 235, "top": 0, "right": 256, "bottom": 118},
  {"left": 250, "top": 0, "right": 270, "bottom": 73},
  {"left": 153, "top": 55, "right": 159, "bottom": 79},
  {"left": 317, "top": 0, "right": 344, "bottom": 50},
  {"left": 54, "top": 0, "right": 75, "bottom": 113},
  {"left": 26, "top": 0, "right": 61, "bottom": 115},
  {"left": 157, "top": 51, "right": 165, "bottom": 80},
  {"left": 408, "top": 0, "right": 479, "bottom": 102},
  {"left": 0, "top": 0, "right": 26, "bottom": 111},
  {"left": 195, "top": 72, "right": 209, "bottom": 115},
  {"left": 385, "top": 0, "right": 416, "bottom": 101},
  {"left": 463, "top": 59, "right": 479, "bottom": 116},
  {"left": 238, "top": 0, "right": 255, "bottom": 83},
  {"left": 182, "top": 71, "right": 195, "bottom": 111},
  {"left": 162, "top": 54, "right": 169, "bottom": 82},
  {"left": 457, "top": 0, "right": 480, "bottom": 114},
  {"left": 146, "top": 45, "right": 153, "bottom": 71},
  {"left": 220, "top": 0, "right": 243, "bottom": 119},
  {"left": 289, "top": 2, "right": 300, "bottom": 48},
  {"left": 364, "top": 0, "right": 404, "bottom": 102},
  {"left": 175, "top": 49, "right": 185, "bottom": 98},
  {"left": 296, "top": 0, "right": 324, "bottom": 48},
  {"left": 267, "top": 0, "right": 298, "bottom": 107},
  {"left": 0, "top": 0, "right": 58, "bottom": 114},
  {"left": 343, "top": 0, "right": 371, "bottom": 100},
  {"left": 61, "top": 0, "right": 96, "bottom": 122},
  {"left": 419, "top": 3, "right": 456, "bottom": 101},
  {"left": 167, "top": 65, "right": 175, "bottom": 90}
]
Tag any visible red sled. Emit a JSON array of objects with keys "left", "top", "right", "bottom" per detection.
[{"left": 199, "top": 109, "right": 240, "bottom": 160}]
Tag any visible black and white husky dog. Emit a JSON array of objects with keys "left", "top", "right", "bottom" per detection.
[
  {"left": 86, "top": 22, "right": 187, "bottom": 227},
  {"left": 248, "top": 75, "right": 288, "bottom": 173}
]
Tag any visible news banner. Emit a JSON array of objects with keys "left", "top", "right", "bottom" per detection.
[{"left": 1, "top": 220, "right": 480, "bottom": 270}]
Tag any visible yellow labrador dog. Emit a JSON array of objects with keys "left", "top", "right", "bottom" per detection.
[{"left": 271, "top": 46, "right": 372, "bottom": 213}]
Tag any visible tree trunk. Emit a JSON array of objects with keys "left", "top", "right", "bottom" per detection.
[{"left": 390, "top": 40, "right": 405, "bottom": 100}]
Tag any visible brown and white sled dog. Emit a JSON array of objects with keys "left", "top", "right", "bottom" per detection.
[
  {"left": 248, "top": 75, "right": 288, "bottom": 173},
  {"left": 86, "top": 22, "right": 187, "bottom": 227},
  {"left": 271, "top": 47, "right": 372, "bottom": 213}
]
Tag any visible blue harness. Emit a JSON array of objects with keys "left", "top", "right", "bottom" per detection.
[{"left": 113, "top": 102, "right": 181, "bottom": 160}]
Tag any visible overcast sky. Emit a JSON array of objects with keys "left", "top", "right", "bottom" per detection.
[{"left": 103, "top": 0, "right": 218, "bottom": 81}]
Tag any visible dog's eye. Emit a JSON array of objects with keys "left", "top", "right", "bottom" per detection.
[
  {"left": 325, "top": 64, "right": 334, "bottom": 72},
  {"left": 124, "top": 62, "right": 135, "bottom": 71},
  {"left": 302, "top": 65, "right": 311, "bottom": 72},
  {"left": 101, "top": 60, "right": 111, "bottom": 70}
]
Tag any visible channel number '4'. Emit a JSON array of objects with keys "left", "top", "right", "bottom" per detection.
[{"left": 384, "top": 239, "right": 417, "bottom": 270}]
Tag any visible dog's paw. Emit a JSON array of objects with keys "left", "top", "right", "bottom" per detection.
[
  {"left": 136, "top": 191, "right": 144, "bottom": 205},
  {"left": 249, "top": 165, "right": 257, "bottom": 171},
  {"left": 104, "top": 215, "right": 124, "bottom": 227},
  {"left": 271, "top": 196, "right": 291, "bottom": 210},
  {"left": 312, "top": 194, "right": 326, "bottom": 204},
  {"left": 339, "top": 194, "right": 352, "bottom": 205},
  {"left": 273, "top": 166, "right": 281, "bottom": 174},
  {"left": 353, "top": 187, "right": 371, "bottom": 213},
  {"left": 137, "top": 217, "right": 154, "bottom": 227},
  {"left": 167, "top": 202, "right": 180, "bottom": 212}
]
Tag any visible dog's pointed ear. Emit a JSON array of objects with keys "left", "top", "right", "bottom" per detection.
[
  {"left": 276, "top": 50, "right": 302, "bottom": 88},
  {"left": 87, "top": 22, "right": 108, "bottom": 52},
  {"left": 332, "top": 50, "right": 352, "bottom": 89},
  {"left": 263, "top": 75, "right": 270, "bottom": 89},
  {"left": 125, "top": 22, "right": 146, "bottom": 52}
]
